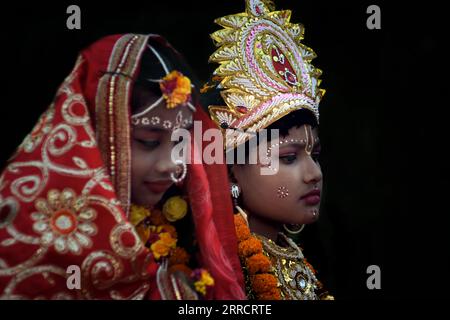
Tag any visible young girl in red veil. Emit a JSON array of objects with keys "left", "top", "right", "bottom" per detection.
[{"left": 0, "top": 34, "right": 245, "bottom": 300}]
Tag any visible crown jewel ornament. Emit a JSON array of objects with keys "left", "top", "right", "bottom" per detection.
[{"left": 207, "top": 0, "right": 325, "bottom": 150}]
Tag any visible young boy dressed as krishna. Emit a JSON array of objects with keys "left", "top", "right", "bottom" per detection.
[{"left": 203, "top": 0, "right": 334, "bottom": 300}]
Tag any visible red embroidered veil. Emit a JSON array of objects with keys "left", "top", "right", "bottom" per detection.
[{"left": 0, "top": 34, "right": 245, "bottom": 299}]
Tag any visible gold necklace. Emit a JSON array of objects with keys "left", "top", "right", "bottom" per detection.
[{"left": 256, "top": 233, "right": 320, "bottom": 300}]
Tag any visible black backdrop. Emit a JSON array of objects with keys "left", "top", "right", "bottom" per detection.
[{"left": 1, "top": 0, "right": 448, "bottom": 299}]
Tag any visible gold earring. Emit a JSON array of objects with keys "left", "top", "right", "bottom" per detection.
[{"left": 283, "top": 223, "right": 305, "bottom": 235}]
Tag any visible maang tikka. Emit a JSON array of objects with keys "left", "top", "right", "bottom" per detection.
[{"left": 131, "top": 44, "right": 196, "bottom": 127}]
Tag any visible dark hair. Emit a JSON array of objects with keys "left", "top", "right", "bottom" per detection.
[
  {"left": 223, "top": 108, "right": 318, "bottom": 163},
  {"left": 131, "top": 37, "right": 201, "bottom": 113},
  {"left": 266, "top": 108, "right": 318, "bottom": 139}
]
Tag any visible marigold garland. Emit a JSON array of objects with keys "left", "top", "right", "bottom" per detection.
[
  {"left": 235, "top": 222, "right": 251, "bottom": 241},
  {"left": 251, "top": 274, "right": 278, "bottom": 292},
  {"left": 246, "top": 253, "right": 271, "bottom": 274},
  {"left": 234, "top": 213, "right": 333, "bottom": 300},
  {"left": 130, "top": 202, "right": 215, "bottom": 298},
  {"left": 234, "top": 214, "right": 282, "bottom": 300},
  {"left": 258, "top": 288, "right": 282, "bottom": 300},
  {"left": 238, "top": 237, "right": 262, "bottom": 257}
]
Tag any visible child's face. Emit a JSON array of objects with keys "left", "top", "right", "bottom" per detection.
[
  {"left": 232, "top": 124, "right": 322, "bottom": 225},
  {"left": 130, "top": 99, "right": 193, "bottom": 207}
]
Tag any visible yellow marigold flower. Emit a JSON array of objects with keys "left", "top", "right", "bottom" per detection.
[
  {"left": 200, "top": 270, "right": 215, "bottom": 286},
  {"left": 159, "top": 232, "right": 177, "bottom": 248},
  {"left": 194, "top": 270, "right": 214, "bottom": 296},
  {"left": 161, "top": 224, "right": 178, "bottom": 239},
  {"left": 150, "top": 241, "right": 170, "bottom": 260},
  {"left": 130, "top": 204, "right": 150, "bottom": 226},
  {"left": 163, "top": 196, "right": 188, "bottom": 222},
  {"left": 160, "top": 71, "right": 192, "bottom": 109},
  {"left": 194, "top": 282, "right": 207, "bottom": 296},
  {"left": 150, "top": 232, "right": 177, "bottom": 260}
]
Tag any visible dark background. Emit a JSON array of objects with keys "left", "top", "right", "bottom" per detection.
[{"left": 0, "top": 0, "right": 447, "bottom": 299}]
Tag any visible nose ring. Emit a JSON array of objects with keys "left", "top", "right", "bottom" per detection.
[{"left": 170, "top": 160, "right": 187, "bottom": 183}]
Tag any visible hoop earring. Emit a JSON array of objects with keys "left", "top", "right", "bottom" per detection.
[
  {"left": 283, "top": 223, "right": 305, "bottom": 235},
  {"left": 170, "top": 160, "right": 187, "bottom": 183}
]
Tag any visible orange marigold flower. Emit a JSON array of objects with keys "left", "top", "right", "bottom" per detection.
[
  {"left": 169, "top": 247, "right": 190, "bottom": 266},
  {"left": 160, "top": 71, "right": 191, "bottom": 109},
  {"left": 150, "top": 241, "right": 170, "bottom": 260},
  {"left": 234, "top": 214, "right": 247, "bottom": 229},
  {"left": 235, "top": 223, "right": 251, "bottom": 242},
  {"left": 246, "top": 253, "right": 271, "bottom": 274},
  {"left": 234, "top": 214, "right": 251, "bottom": 241},
  {"left": 169, "top": 264, "right": 192, "bottom": 277},
  {"left": 160, "top": 224, "right": 178, "bottom": 239},
  {"left": 251, "top": 274, "right": 278, "bottom": 293},
  {"left": 257, "top": 288, "right": 282, "bottom": 300},
  {"left": 149, "top": 209, "right": 167, "bottom": 226},
  {"left": 168, "top": 91, "right": 190, "bottom": 108},
  {"left": 150, "top": 232, "right": 177, "bottom": 260},
  {"left": 159, "top": 232, "right": 177, "bottom": 248},
  {"left": 238, "top": 236, "right": 262, "bottom": 258}
]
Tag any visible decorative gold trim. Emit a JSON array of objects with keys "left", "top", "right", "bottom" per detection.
[
  {"left": 95, "top": 34, "right": 149, "bottom": 216},
  {"left": 207, "top": 0, "right": 325, "bottom": 150}
]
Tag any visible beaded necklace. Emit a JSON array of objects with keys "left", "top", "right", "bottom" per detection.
[{"left": 234, "top": 208, "right": 333, "bottom": 300}]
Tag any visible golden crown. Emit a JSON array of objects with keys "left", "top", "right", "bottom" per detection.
[{"left": 207, "top": 0, "right": 325, "bottom": 150}]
